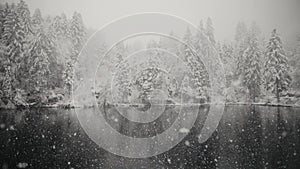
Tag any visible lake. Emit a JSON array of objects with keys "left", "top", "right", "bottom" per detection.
[{"left": 0, "top": 105, "right": 300, "bottom": 168}]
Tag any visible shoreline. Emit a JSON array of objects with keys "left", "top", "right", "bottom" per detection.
[{"left": 1, "top": 102, "right": 300, "bottom": 110}]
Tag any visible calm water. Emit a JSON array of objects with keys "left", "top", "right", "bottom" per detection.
[{"left": 0, "top": 106, "right": 300, "bottom": 169}]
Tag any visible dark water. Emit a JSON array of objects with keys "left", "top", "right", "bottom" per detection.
[{"left": 0, "top": 106, "right": 300, "bottom": 169}]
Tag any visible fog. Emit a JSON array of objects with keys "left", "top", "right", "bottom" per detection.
[{"left": 3, "top": 0, "right": 300, "bottom": 42}]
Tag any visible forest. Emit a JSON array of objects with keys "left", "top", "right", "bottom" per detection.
[{"left": 0, "top": 0, "right": 300, "bottom": 109}]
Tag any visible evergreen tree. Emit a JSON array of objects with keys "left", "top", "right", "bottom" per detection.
[
  {"left": 27, "top": 27, "right": 51, "bottom": 95},
  {"left": 60, "top": 13, "right": 69, "bottom": 36},
  {"left": 114, "top": 42, "right": 131, "bottom": 102},
  {"left": 182, "top": 27, "right": 206, "bottom": 97},
  {"left": 63, "top": 12, "right": 86, "bottom": 96},
  {"left": 62, "top": 57, "right": 74, "bottom": 96},
  {"left": 31, "top": 8, "right": 43, "bottom": 29},
  {"left": 194, "top": 20, "right": 210, "bottom": 88},
  {"left": 2, "top": 66, "right": 13, "bottom": 99},
  {"left": 242, "top": 27, "right": 261, "bottom": 102},
  {"left": 290, "top": 36, "right": 300, "bottom": 89},
  {"left": 235, "top": 22, "right": 248, "bottom": 77},
  {"left": 2, "top": 3, "right": 26, "bottom": 95},
  {"left": 16, "top": 0, "right": 31, "bottom": 34},
  {"left": 235, "top": 22, "right": 247, "bottom": 43},
  {"left": 264, "top": 29, "right": 291, "bottom": 103},
  {"left": 0, "top": 3, "right": 9, "bottom": 35},
  {"left": 194, "top": 20, "right": 208, "bottom": 55},
  {"left": 219, "top": 42, "right": 235, "bottom": 85},
  {"left": 69, "top": 11, "right": 85, "bottom": 60},
  {"left": 205, "top": 17, "right": 216, "bottom": 46}
]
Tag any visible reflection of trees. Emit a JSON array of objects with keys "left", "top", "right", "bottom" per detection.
[
  {"left": 155, "top": 105, "right": 219, "bottom": 168},
  {"left": 272, "top": 107, "right": 292, "bottom": 169},
  {"left": 238, "top": 105, "right": 263, "bottom": 169}
]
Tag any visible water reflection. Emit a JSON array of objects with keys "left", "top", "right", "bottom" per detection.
[{"left": 0, "top": 106, "right": 299, "bottom": 168}]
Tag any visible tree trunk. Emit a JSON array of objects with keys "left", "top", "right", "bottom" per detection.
[{"left": 276, "top": 78, "right": 280, "bottom": 104}]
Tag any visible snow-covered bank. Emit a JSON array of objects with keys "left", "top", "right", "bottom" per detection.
[
  {"left": 1, "top": 101, "right": 300, "bottom": 110},
  {"left": 225, "top": 102, "right": 300, "bottom": 108}
]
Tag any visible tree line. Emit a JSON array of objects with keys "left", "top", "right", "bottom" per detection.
[
  {"left": 0, "top": 0, "right": 86, "bottom": 107},
  {"left": 1, "top": 0, "right": 299, "bottom": 108}
]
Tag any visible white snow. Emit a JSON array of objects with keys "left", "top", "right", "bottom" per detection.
[
  {"left": 16, "top": 162, "right": 28, "bottom": 168},
  {"left": 179, "top": 128, "right": 190, "bottom": 133}
]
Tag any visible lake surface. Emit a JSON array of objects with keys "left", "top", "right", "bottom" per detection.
[{"left": 0, "top": 105, "right": 300, "bottom": 169}]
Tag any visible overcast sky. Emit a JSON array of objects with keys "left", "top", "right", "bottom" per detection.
[{"left": 4, "top": 0, "right": 300, "bottom": 42}]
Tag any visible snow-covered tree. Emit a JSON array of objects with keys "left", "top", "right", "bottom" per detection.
[
  {"left": 16, "top": 0, "right": 31, "bottom": 34},
  {"left": 242, "top": 29, "right": 261, "bottom": 101},
  {"left": 62, "top": 57, "right": 74, "bottom": 96},
  {"left": 290, "top": 36, "right": 300, "bottom": 89},
  {"left": 2, "top": 66, "right": 13, "bottom": 99},
  {"left": 69, "top": 12, "right": 85, "bottom": 60},
  {"left": 218, "top": 42, "right": 235, "bottom": 85},
  {"left": 134, "top": 67, "right": 163, "bottom": 101},
  {"left": 194, "top": 20, "right": 205, "bottom": 51},
  {"left": 264, "top": 29, "right": 291, "bottom": 103},
  {"left": 205, "top": 17, "right": 216, "bottom": 46},
  {"left": 27, "top": 27, "right": 52, "bottom": 94},
  {"left": 182, "top": 27, "right": 207, "bottom": 98},
  {"left": 235, "top": 22, "right": 248, "bottom": 78},
  {"left": 0, "top": 3, "right": 9, "bottom": 35},
  {"left": 1, "top": 3, "right": 26, "bottom": 95},
  {"left": 63, "top": 12, "right": 86, "bottom": 96},
  {"left": 31, "top": 8, "right": 43, "bottom": 29},
  {"left": 113, "top": 42, "right": 131, "bottom": 102},
  {"left": 194, "top": 20, "right": 210, "bottom": 87},
  {"left": 235, "top": 22, "right": 248, "bottom": 43}
]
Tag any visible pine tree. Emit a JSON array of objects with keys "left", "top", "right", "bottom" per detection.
[
  {"left": 219, "top": 42, "right": 235, "bottom": 85},
  {"left": 0, "top": 3, "right": 9, "bottom": 35},
  {"left": 31, "top": 8, "right": 43, "bottom": 29},
  {"left": 63, "top": 12, "right": 86, "bottom": 96},
  {"left": 291, "top": 36, "right": 300, "bottom": 89},
  {"left": 69, "top": 12, "right": 85, "bottom": 60},
  {"left": 27, "top": 27, "right": 51, "bottom": 94},
  {"left": 242, "top": 29, "right": 261, "bottom": 102},
  {"left": 16, "top": 0, "right": 31, "bottom": 34},
  {"left": 182, "top": 27, "right": 206, "bottom": 97},
  {"left": 2, "top": 66, "right": 13, "bottom": 99},
  {"left": 60, "top": 13, "right": 69, "bottom": 36},
  {"left": 1, "top": 3, "right": 26, "bottom": 96},
  {"left": 235, "top": 22, "right": 248, "bottom": 77},
  {"left": 194, "top": 20, "right": 208, "bottom": 55},
  {"left": 264, "top": 29, "right": 291, "bottom": 103},
  {"left": 194, "top": 20, "right": 210, "bottom": 88},
  {"left": 235, "top": 22, "right": 247, "bottom": 43},
  {"left": 62, "top": 57, "right": 74, "bottom": 96},
  {"left": 114, "top": 42, "right": 131, "bottom": 102},
  {"left": 205, "top": 17, "right": 216, "bottom": 46}
]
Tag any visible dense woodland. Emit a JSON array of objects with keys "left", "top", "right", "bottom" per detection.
[{"left": 0, "top": 0, "right": 300, "bottom": 109}]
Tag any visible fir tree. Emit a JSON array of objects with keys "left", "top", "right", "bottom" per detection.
[
  {"left": 69, "top": 11, "right": 85, "bottom": 60},
  {"left": 264, "top": 29, "right": 291, "bottom": 103},
  {"left": 2, "top": 3, "right": 26, "bottom": 95},
  {"left": 205, "top": 17, "right": 216, "bottom": 46},
  {"left": 27, "top": 27, "right": 51, "bottom": 94},
  {"left": 182, "top": 27, "right": 207, "bottom": 97},
  {"left": 235, "top": 22, "right": 248, "bottom": 77},
  {"left": 31, "top": 8, "right": 43, "bottom": 29},
  {"left": 242, "top": 28, "right": 261, "bottom": 102},
  {"left": 63, "top": 12, "right": 86, "bottom": 96},
  {"left": 194, "top": 20, "right": 208, "bottom": 55},
  {"left": 63, "top": 57, "right": 74, "bottom": 96},
  {"left": 114, "top": 42, "right": 131, "bottom": 102},
  {"left": 235, "top": 22, "right": 247, "bottom": 43},
  {"left": 219, "top": 42, "right": 235, "bottom": 85},
  {"left": 2, "top": 66, "right": 13, "bottom": 99},
  {"left": 16, "top": 0, "right": 31, "bottom": 34}
]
